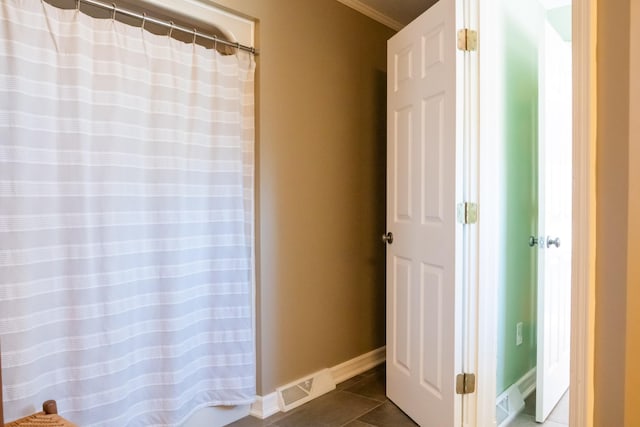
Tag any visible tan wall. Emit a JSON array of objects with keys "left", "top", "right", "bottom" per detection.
[
  {"left": 625, "top": 0, "right": 640, "bottom": 424},
  {"left": 182, "top": 0, "right": 640, "bottom": 412},
  {"left": 595, "top": 0, "right": 631, "bottom": 425},
  {"left": 211, "top": 0, "right": 640, "bottom": 418},
  {"left": 210, "top": 0, "right": 394, "bottom": 394}
]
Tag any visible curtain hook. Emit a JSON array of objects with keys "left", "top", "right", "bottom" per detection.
[
  {"left": 141, "top": 12, "right": 146, "bottom": 30},
  {"left": 168, "top": 21, "right": 174, "bottom": 38},
  {"left": 111, "top": 3, "right": 117, "bottom": 20},
  {"left": 213, "top": 35, "right": 218, "bottom": 51},
  {"left": 192, "top": 29, "right": 197, "bottom": 44}
]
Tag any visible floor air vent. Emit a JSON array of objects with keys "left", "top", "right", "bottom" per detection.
[
  {"left": 276, "top": 368, "right": 336, "bottom": 412},
  {"left": 496, "top": 383, "right": 525, "bottom": 427}
]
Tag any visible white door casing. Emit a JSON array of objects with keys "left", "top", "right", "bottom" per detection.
[
  {"left": 536, "top": 19, "right": 572, "bottom": 423},
  {"left": 385, "top": 0, "right": 472, "bottom": 425}
]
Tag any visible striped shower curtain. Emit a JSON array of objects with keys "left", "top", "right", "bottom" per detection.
[{"left": 0, "top": 0, "right": 255, "bottom": 425}]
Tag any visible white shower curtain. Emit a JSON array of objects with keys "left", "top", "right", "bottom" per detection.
[{"left": 0, "top": 0, "right": 255, "bottom": 425}]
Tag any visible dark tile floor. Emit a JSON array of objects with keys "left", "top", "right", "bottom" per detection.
[{"left": 227, "top": 365, "right": 418, "bottom": 427}]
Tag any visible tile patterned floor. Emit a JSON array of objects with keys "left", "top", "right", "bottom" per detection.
[
  {"left": 228, "top": 365, "right": 568, "bottom": 427},
  {"left": 227, "top": 365, "right": 417, "bottom": 427},
  {"left": 507, "top": 390, "right": 569, "bottom": 427}
]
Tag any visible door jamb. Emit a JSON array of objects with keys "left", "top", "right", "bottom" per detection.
[
  {"left": 475, "top": 1, "right": 596, "bottom": 426},
  {"left": 568, "top": 1, "right": 596, "bottom": 425}
]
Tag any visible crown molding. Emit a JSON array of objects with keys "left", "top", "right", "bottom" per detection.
[{"left": 335, "top": 0, "right": 403, "bottom": 31}]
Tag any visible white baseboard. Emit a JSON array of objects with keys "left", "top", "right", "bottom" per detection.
[
  {"left": 517, "top": 367, "right": 537, "bottom": 399},
  {"left": 330, "top": 346, "right": 386, "bottom": 384},
  {"left": 249, "top": 346, "right": 386, "bottom": 419},
  {"left": 249, "top": 393, "right": 279, "bottom": 419},
  {"left": 496, "top": 368, "right": 537, "bottom": 427}
]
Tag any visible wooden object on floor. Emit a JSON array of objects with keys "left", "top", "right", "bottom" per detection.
[
  {"left": 1, "top": 345, "right": 77, "bottom": 427},
  {"left": 2, "top": 398, "right": 78, "bottom": 427},
  {"left": 5, "top": 409, "right": 79, "bottom": 427}
]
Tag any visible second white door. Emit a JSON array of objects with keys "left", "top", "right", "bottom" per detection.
[{"left": 535, "top": 16, "right": 572, "bottom": 423}]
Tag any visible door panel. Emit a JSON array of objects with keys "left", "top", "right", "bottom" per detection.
[
  {"left": 394, "top": 107, "right": 413, "bottom": 220},
  {"left": 420, "top": 263, "right": 444, "bottom": 395},
  {"left": 393, "top": 256, "right": 412, "bottom": 372},
  {"left": 422, "top": 95, "right": 445, "bottom": 223},
  {"left": 386, "top": 0, "right": 464, "bottom": 425}
]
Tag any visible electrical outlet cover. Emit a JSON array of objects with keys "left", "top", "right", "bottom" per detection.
[{"left": 516, "top": 322, "right": 523, "bottom": 346}]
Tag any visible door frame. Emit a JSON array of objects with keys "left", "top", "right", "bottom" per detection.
[{"left": 475, "top": 0, "right": 596, "bottom": 426}]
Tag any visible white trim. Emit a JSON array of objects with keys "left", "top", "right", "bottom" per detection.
[
  {"left": 334, "top": 0, "right": 404, "bottom": 31},
  {"left": 495, "top": 368, "right": 537, "bottom": 427},
  {"left": 569, "top": 0, "right": 596, "bottom": 426},
  {"left": 249, "top": 393, "right": 279, "bottom": 420},
  {"left": 330, "top": 346, "right": 386, "bottom": 384},
  {"left": 248, "top": 347, "right": 386, "bottom": 420},
  {"left": 463, "top": 0, "right": 480, "bottom": 426},
  {"left": 476, "top": 0, "right": 595, "bottom": 426},
  {"left": 517, "top": 367, "right": 538, "bottom": 399},
  {"left": 476, "top": 0, "right": 503, "bottom": 423}
]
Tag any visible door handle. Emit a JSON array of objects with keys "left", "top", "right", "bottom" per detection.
[
  {"left": 528, "top": 236, "right": 539, "bottom": 247},
  {"left": 382, "top": 232, "right": 394, "bottom": 245},
  {"left": 547, "top": 237, "right": 561, "bottom": 248}
]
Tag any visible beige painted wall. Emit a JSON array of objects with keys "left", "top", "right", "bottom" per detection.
[
  {"left": 188, "top": 1, "right": 640, "bottom": 414},
  {"left": 217, "top": 0, "right": 640, "bottom": 420},
  {"left": 209, "top": 0, "right": 394, "bottom": 394},
  {"left": 625, "top": 0, "right": 640, "bottom": 424}
]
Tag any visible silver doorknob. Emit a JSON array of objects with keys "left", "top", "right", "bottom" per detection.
[
  {"left": 547, "top": 237, "right": 561, "bottom": 248},
  {"left": 382, "top": 232, "right": 394, "bottom": 244}
]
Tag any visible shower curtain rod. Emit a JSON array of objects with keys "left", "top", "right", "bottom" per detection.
[{"left": 76, "top": 0, "right": 257, "bottom": 55}]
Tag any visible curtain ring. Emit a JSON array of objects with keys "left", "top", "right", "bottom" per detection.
[
  {"left": 192, "top": 29, "right": 197, "bottom": 44},
  {"left": 141, "top": 12, "right": 146, "bottom": 30},
  {"left": 111, "top": 3, "right": 117, "bottom": 20},
  {"left": 213, "top": 35, "right": 218, "bottom": 50},
  {"left": 168, "top": 21, "right": 174, "bottom": 38}
]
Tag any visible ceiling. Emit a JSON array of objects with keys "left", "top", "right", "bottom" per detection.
[{"left": 335, "top": 0, "right": 438, "bottom": 30}]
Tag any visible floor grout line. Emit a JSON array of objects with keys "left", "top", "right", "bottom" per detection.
[
  {"left": 339, "top": 388, "right": 387, "bottom": 403},
  {"left": 338, "top": 400, "right": 385, "bottom": 427}
]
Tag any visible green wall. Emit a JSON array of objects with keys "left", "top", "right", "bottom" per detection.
[
  {"left": 547, "top": 6, "right": 572, "bottom": 42},
  {"left": 496, "top": 0, "right": 543, "bottom": 395}
]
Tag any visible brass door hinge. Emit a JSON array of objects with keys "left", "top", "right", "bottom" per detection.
[
  {"left": 457, "top": 202, "right": 478, "bottom": 225},
  {"left": 457, "top": 29, "right": 478, "bottom": 52},
  {"left": 456, "top": 373, "right": 476, "bottom": 395}
]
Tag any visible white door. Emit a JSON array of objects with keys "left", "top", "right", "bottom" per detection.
[
  {"left": 385, "top": 0, "right": 470, "bottom": 425},
  {"left": 535, "top": 18, "right": 572, "bottom": 423}
]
